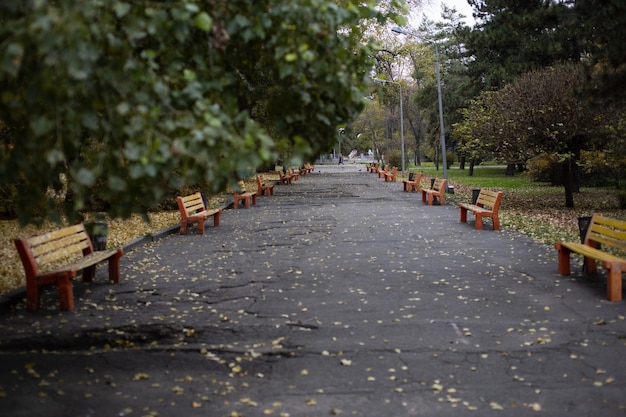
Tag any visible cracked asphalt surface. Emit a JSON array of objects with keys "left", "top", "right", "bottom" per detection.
[{"left": 1, "top": 164, "right": 625, "bottom": 417}]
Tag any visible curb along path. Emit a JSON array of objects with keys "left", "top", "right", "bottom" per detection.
[{"left": 0, "top": 164, "right": 625, "bottom": 417}]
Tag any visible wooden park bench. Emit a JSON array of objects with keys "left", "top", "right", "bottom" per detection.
[
  {"left": 278, "top": 170, "right": 292, "bottom": 185},
  {"left": 384, "top": 166, "right": 398, "bottom": 182},
  {"left": 366, "top": 162, "right": 379, "bottom": 173},
  {"left": 403, "top": 172, "right": 423, "bottom": 192},
  {"left": 421, "top": 178, "right": 447, "bottom": 206},
  {"left": 458, "top": 189, "right": 503, "bottom": 230},
  {"left": 233, "top": 180, "right": 257, "bottom": 209},
  {"left": 304, "top": 163, "right": 314, "bottom": 173},
  {"left": 554, "top": 213, "right": 626, "bottom": 302},
  {"left": 288, "top": 168, "right": 300, "bottom": 181},
  {"left": 177, "top": 192, "right": 222, "bottom": 235},
  {"left": 256, "top": 174, "right": 275, "bottom": 196},
  {"left": 377, "top": 164, "right": 389, "bottom": 178},
  {"left": 14, "top": 224, "right": 124, "bottom": 311}
]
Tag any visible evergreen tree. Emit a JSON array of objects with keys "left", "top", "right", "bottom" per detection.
[
  {"left": 575, "top": 0, "right": 626, "bottom": 104},
  {"left": 466, "top": 0, "right": 577, "bottom": 89}
]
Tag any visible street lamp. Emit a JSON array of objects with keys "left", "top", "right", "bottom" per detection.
[
  {"left": 391, "top": 26, "right": 448, "bottom": 188},
  {"left": 373, "top": 78, "right": 405, "bottom": 178}
]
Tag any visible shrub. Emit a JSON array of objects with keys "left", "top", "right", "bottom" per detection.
[
  {"left": 445, "top": 151, "right": 456, "bottom": 169},
  {"left": 0, "top": 183, "right": 17, "bottom": 219},
  {"left": 527, "top": 154, "right": 557, "bottom": 182},
  {"left": 388, "top": 149, "right": 404, "bottom": 169}
]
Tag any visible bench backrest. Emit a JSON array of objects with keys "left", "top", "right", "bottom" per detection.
[
  {"left": 432, "top": 178, "right": 447, "bottom": 192},
  {"left": 256, "top": 175, "right": 265, "bottom": 189},
  {"left": 177, "top": 192, "right": 206, "bottom": 219},
  {"left": 16, "top": 224, "right": 92, "bottom": 273},
  {"left": 586, "top": 214, "right": 626, "bottom": 252},
  {"left": 476, "top": 189, "right": 503, "bottom": 211},
  {"left": 237, "top": 180, "right": 248, "bottom": 194}
]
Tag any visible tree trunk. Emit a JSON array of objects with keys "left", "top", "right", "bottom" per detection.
[
  {"left": 469, "top": 159, "right": 475, "bottom": 176},
  {"left": 562, "top": 161, "right": 574, "bottom": 208},
  {"left": 407, "top": 117, "right": 421, "bottom": 166},
  {"left": 572, "top": 149, "right": 581, "bottom": 193},
  {"left": 459, "top": 155, "right": 466, "bottom": 170},
  {"left": 505, "top": 163, "right": 515, "bottom": 176}
]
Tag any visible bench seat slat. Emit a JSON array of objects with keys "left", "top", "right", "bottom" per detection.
[
  {"left": 557, "top": 242, "right": 626, "bottom": 263},
  {"left": 53, "top": 248, "right": 122, "bottom": 273}
]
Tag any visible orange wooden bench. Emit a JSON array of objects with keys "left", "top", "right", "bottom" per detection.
[
  {"left": 288, "top": 168, "right": 300, "bottom": 181},
  {"left": 177, "top": 192, "right": 222, "bottom": 234},
  {"left": 366, "top": 162, "right": 379, "bottom": 173},
  {"left": 233, "top": 180, "right": 257, "bottom": 209},
  {"left": 256, "top": 174, "right": 275, "bottom": 196},
  {"left": 384, "top": 166, "right": 398, "bottom": 182},
  {"left": 458, "top": 189, "right": 503, "bottom": 230},
  {"left": 304, "top": 163, "right": 314, "bottom": 173},
  {"left": 403, "top": 172, "right": 423, "bottom": 192},
  {"left": 14, "top": 224, "right": 124, "bottom": 311},
  {"left": 278, "top": 170, "right": 292, "bottom": 184},
  {"left": 421, "top": 178, "right": 447, "bottom": 206},
  {"left": 554, "top": 213, "right": 626, "bottom": 301},
  {"left": 377, "top": 164, "right": 389, "bottom": 178}
]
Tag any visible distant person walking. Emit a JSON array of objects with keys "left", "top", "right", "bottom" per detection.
[{"left": 338, "top": 153, "right": 344, "bottom": 165}]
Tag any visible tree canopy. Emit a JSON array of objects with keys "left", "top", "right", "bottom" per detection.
[
  {"left": 0, "top": 0, "right": 403, "bottom": 225},
  {"left": 466, "top": 0, "right": 577, "bottom": 89}
]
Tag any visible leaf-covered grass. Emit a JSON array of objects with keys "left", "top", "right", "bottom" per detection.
[
  {"left": 408, "top": 163, "right": 530, "bottom": 188},
  {"left": 412, "top": 165, "right": 626, "bottom": 246}
]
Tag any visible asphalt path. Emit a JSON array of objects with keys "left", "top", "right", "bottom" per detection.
[{"left": 1, "top": 163, "right": 625, "bottom": 417}]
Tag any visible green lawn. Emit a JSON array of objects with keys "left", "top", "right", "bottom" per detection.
[{"left": 407, "top": 163, "right": 530, "bottom": 189}]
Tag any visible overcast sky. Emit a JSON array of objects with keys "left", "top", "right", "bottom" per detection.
[{"left": 419, "top": 0, "right": 476, "bottom": 25}]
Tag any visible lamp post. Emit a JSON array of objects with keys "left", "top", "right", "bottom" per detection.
[
  {"left": 391, "top": 26, "right": 448, "bottom": 188},
  {"left": 373, "top": 78, "right": 405, "bottom": 178}
]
